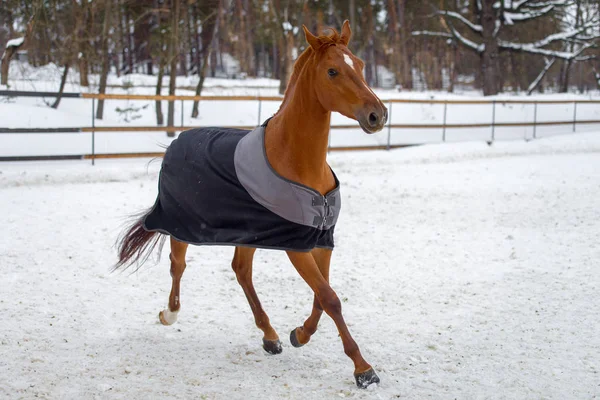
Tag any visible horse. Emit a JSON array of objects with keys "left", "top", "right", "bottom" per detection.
[{"left": 115, "top": 20, "right": 388, "bottom": 389}]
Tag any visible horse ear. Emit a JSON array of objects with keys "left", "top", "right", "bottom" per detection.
[
  {"left": 340, "top": 20, "right": 352, "bottom": 46},
  {"left": 303, "top": 25, "right": 321, "bottom": 50}
]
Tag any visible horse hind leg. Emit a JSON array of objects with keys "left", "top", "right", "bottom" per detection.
[
  {"left": 159, "top": 237, "right": 189, "bottom": 326},
  {"left": 231, "top": 247, "right": 282, "bottom": 354}
]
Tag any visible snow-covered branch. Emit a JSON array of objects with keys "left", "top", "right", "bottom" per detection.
[
  {"left": 413, "top": 25, "right": 483, "bottom": 53},
  {"left": 411, "top": 31, "right": 452, "bottom": 38},
  {"left": 445, "top": 21, "right": 485, "bottom": 53},
  {"left": 500, "top": 39, "right": 596, "bottom": 60},
  {"left": 5, "top": 37, "right": 25, "bottom": 49},
  {"left": 438, "top": 11, "right": 482, "bottom": 33},
  {"left": 503, "top": 5, "right": 554, "bottom": 25},
  {"left": 499, "top": 20, "right": 600, "bottom": 59},
  {"left": 527, "top": 57, "right": 555, "bottom": 95},
  {"left": 502, "top": 0, "right": 574, "bottom": 12}
]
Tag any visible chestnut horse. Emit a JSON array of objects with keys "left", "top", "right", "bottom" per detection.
[{"left": 116, "top": 21, "right": 387, "bottom": 388}]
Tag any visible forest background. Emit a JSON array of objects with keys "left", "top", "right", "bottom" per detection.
[{"left": 1, "top": 0, "right": 599, "bottom": 111}]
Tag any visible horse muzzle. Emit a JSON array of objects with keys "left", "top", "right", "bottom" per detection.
[{"left": 356, "top": 104, "right": 388, "bottom": 134}]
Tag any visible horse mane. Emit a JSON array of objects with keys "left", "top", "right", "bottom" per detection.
[{"left": 275, "top": 28, "right": 342, "bottom": 115}]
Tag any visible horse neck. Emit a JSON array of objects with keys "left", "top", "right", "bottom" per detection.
[{"left": 265, "top": 64, "right": 333, "bottom": 193}]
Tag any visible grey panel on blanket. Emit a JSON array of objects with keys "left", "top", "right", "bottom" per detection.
[
  {"left": 143, "top": 124, "right": 337, "bottom": 251},
  {"left": 234, "top": 125, "right": 340, "bottom": 230}
]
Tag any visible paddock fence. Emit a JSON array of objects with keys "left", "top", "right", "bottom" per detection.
[{"left": 1, "top": 90, "right": 600, "bottom": 164}]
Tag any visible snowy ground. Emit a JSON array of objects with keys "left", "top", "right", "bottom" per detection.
[{"left": 1, "top": 132, "right": 599, "bottom": 399}]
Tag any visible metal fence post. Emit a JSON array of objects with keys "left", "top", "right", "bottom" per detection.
[
  {"left": 386, "top": 100, "right": 392, "bottom": 150},
  {"left": 573, "top": 101, "right": 577, "bottom": 132},
  {"left": 442, "top": 101, "right": 448, "bottom": 142},
  {"left": 91, "top": 97, "right": 95, "bottom": 166},
  {"left": 491, "top": 100, "right": 496, "bottom": 142},
  {"left": 533, "top": 102, "right": 538, "bottom": 139},
  {"left": 257, "top": 99, "right": 262, "bottom": 126}
]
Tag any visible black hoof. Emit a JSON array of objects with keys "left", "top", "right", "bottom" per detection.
[
  {"left": 355, "top": 368, "right": 380, "bottom": 389},
  {"left": 262, "top": 338, "right": 283, "bottom": 355},
  {"left": 289, "top": 328, "right": 304, "bottom": 348}
]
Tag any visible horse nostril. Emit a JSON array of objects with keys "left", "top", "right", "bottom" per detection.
[{"left": 368, "top": 112, "right": 378, "bottom": 126}]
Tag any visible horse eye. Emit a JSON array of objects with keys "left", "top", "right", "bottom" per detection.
[{"left": 328, "top": 69, "right": 338, "bottom": 77}]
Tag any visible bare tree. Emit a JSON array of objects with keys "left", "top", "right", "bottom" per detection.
[
  {"left": 415, "top": 0, "right": 600, "bottom": 95},
  {"left": 191, "top": 1, "right": 220, "bottom": 118},
  {"left": 96, "top": 0, "right": 113, "bottom": 119},
  {"left": 166, "top": 0, "right": 180, "bottom": 137},
  {"left": 1, "top": 20, "right": 33, "bottom": 86}
]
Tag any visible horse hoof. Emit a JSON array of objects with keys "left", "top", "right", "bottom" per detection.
[
  {"left": 262, "top": 338, "right": 283, "bottom": 355},
  {"left": 289, "top": 328, "right": 305, "bottom": 348},
  {"left": 158, "top": 309, "right": 178, "bottom": 326},
  {"left": 354, "top": 368, "right": 380, "bottom": 389}
]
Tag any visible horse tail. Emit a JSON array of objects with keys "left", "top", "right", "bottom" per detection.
[{"left": 114, "top": 208, "right": 166, "bottom": 271}]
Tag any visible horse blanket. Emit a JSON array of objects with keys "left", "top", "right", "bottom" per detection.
[{"left": 143, "top": 120, "right": 341, "bottom": 252}]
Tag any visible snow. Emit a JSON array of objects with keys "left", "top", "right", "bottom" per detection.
[
  {"left": 5, "top": 37, "right": 24, "bottom": 48},
  {"left": 1, "top": 132, "right": 599, "bottom": 398}
]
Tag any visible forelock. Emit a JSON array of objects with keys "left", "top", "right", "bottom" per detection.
[{"left": 313, "top": 28, "right": 346, "bottom": 49}]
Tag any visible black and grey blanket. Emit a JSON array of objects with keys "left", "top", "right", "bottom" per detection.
[{"left": 143, "top": 121, "right": 341, "bottom": 252}]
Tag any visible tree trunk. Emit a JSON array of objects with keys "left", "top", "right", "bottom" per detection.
[
  {"left": 191, "top": 48, "right": 212, "bottom": 119},
  {"left": 124, "top": 6, "right": 134, "bottom": 74},
  {"left": 79, "top": 56, "right": 89, "bottom": 87},
  {"left": 1, "top": 45, "right": 17, "bottom": 86},
  {"left": 387, "top": 0, "right": 403, "bottom": 88},
  {"left": 77, "top": 0, "right": 90, "bottom": 87},
  {"left": 278, "top": 30, "right": 294, "bottom": 95},
  {"left": 96, "top": 0, "right": 112, "bottom": 120},
  {"left": 448, "top": 43, "right": 458, "bottom": 93},
  {"left": 51, "top": 63, "right": 70, "bottom": 109},
  {"left": 156, "top": 59, "right": 165, "bottom": 125},
  {"left": 167, "top": 0, "right": 180, "bottom": 137},
  {"left": 236, "top": 0, "right": 248, "bottom": 74},
  {"left": 116, "top": 0, "right": 126, "bottom": 75},
  {"left": 179, "top": 5, "right": 188, "bottom": 76},
  {"left": 527, "top": 58, "right": 555, "bottom": 95},
  {"left": 559, "top": 0, "right": 582, "bottom": 93},
  {"left": 1, "top": 21, "right": 33, "bottom": 86},
  {"left": 244, "top": 0, "right": 255, "bottom": 76},
  {"left": 272, "top": 37, "right": 278, "bottom": 79},
  {"left": 397, "top": 0, "right": 412, "bottom": 89},
  {"left": 192, "top": 3, "right": 201, "bottom": 75},
  {"left": 192, "top": 0, "right": 220, "bottom": 118},
  {"left": 480, "top": 0, "right": 500, "bottom": 96}
]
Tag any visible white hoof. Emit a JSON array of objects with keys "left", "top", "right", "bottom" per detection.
[{"left": 159, "top": 309, "right": 178, "bottom": 326}]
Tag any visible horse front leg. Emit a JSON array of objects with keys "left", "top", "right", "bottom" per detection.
[
  {"left": 286, "top": 251, "right": 379, "bottom": 389},
  {"left": 231, "top": 246, "right": 282, "bottom": 354},
  {"left": 159, "top": 237, "right": 189, "bottom": 325},
  {"left": 290, "top": 248, "right": 331, "bottom": 347}
]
